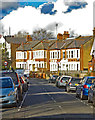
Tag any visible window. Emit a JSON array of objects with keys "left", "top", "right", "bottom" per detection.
[
  {"left": 77, "top": 50, "right": 79, "bottom": 58},
  {"left": 58, "top": 52, "right": 59, "bottom": 59},
  {"left": 71, "top": 64, "right": 73, "bottom": 70},
  {"left": 53, "top": 52, "right": 54, "bottom": 58},
  {"left": 16, "top": 52, "right": 21, "bottom": 59},
  {"left": 77, "top": 64, "right": 79, "bottom": 71},
  {"left": 29, "top": 51, "right": 31, "bottom": 59},
  {"left": 39, "top": 64, "right": 41, "bottom": 68},
  {"left": 69, "top": 64, "right": 70, "bottom": 70},
  {"left": 42, "top": 51, "right": 43, "bottom": 56},
  {"left": 51, "top": 52, "right": 52, "bottom": 59},
  {"left": 63, "top": 64, "right": 65, "bottom": 68},
  {"left": 44, "top": 51, "right": 46, "bottom": 58},
  {"left": 66, "top": 51, "right": 68, "bottom": 58},
  {"left": 69, "top": 51, "right": 70, "bottom": 58},
  {"left": 22, "top": 64, "right": 24, "bottom": 68},
  {"left": 55, "top": 52, "right": 57, "bottom": 58},
  {"left": 63, "top": 52, "right": 65, "bottom": 58},
  {"left": 71, "top": 51, "right": 73, "bottom": 58},
  {"left": 33, "top": 52, "right": 35, "bottom": 58},
  {"left": 73, "top": 50, "right": 75, "bottom": 58},
  {"left": 24, "top": 52, "right": 27, "bottom": 59}
]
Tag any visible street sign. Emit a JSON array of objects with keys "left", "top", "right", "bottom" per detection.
[{"left": 4, "top": 61, "right": 8, "bottom": 66}]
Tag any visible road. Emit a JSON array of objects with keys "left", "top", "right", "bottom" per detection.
[{"left": 1, "top": 78, "right": 95, "bottom": 120}]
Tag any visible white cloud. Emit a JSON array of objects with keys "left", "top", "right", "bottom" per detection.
[{"left": 1, "top": 0, "right": 94, "bottom": 36}]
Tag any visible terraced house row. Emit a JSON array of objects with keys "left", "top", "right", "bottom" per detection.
[
  {"left": 15, "top": 36, "right": 93, "bottom": 72},
  {"left": 4, "top": 29, "right": 95, "bottom": 73}
]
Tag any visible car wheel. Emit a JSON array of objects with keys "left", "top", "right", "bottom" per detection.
[
  {"left": 67, "top": 87, "right": 70, "bottom": 92},
  {"left": 93, "top": 94, "right": 95, "bottom": 107},
  {"left": 76, "top": 92, "right": 79, "bottom": 98},
  {"left": 18, "top": 91, "right": 23, "bottom": 101},
  {"left": 88, "top": 93, "right": 91, "bottom": 103},
  {"left": 80, "top": 90, "right": 85, "bottom": 100}
]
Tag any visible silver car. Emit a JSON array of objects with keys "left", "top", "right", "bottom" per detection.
[
  {"left": 57, "top": 75, "right": 72, "bottom": 88},
  {"left": 0, "top": 77, "right": 18, "bottom": 107}
]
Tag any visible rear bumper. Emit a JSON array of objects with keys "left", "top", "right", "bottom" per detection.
[
  {"left": 83, "top": 89, "right": 88, "bottom": 96},
  {"left": 0, "top": 95, "right": 16, "bottom": 107},
  {"left": 69, "top": 86, "right": 76, "bottom": 91}
]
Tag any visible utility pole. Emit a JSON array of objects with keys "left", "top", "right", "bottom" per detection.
[{"left": 55, "top": 23, "right": 58, "bottom": 38}]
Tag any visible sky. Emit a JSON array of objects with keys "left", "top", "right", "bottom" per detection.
[{"left": 0, "top": 0, "right": 95, "bottom": 37}]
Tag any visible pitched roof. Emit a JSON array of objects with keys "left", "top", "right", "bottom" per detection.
[
  {"left": 49, "top": 41, "right": 65, "bottom": 50},
  {"left": 5, "top": 36, "right": 26, "bottom": 44},
  {"left": 17, "top": 40, "right": 40, "bottom": 50},
  {"left": 67, "top": 36, "right": 92, "bottom": 48},
  {"left": 32, "top": 41, "right": 55, "bottom": 50}
]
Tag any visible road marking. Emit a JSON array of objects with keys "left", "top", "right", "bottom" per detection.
[
  {"left": 18, "top": 91, "right": 28, "bottom": 111},
  {"left": 44, "top": 89, "right": 57, "bottom": 103},
  {"left": 90, "top": 106, "right": 93, "bottom": 108}
]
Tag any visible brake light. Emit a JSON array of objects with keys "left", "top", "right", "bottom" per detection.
[
  {"left": 21, "top": 77, "right": 24, "bottom": 84},
  {"left": 16, "top": 72, "right": 20, "bottom": 88},
  {"left": 18, "top": 84, "right": 20, "bottom": 88},
  {"left": 60, "top": 79, "right": 63, "bottom": 83},
  {"left": 83, "top": 85, "right": 88, "bottom": 89},
  {"left": 69, "top": 82, "right": 72, "bottom": 85}
]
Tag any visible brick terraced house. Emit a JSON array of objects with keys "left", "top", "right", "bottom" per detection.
[{"left": 16, "top": 34, "right": 93, "bottom": 72}]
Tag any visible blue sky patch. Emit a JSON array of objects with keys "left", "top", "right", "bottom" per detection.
[
  {"left": 41, "top": 3, "right": 57, "bottom": 15},
  {"left": 64, "top": 2, "right": 88, "bottom": 13},
  {"left": 0, "top": 2, "right": 46, "bottom": 19}
]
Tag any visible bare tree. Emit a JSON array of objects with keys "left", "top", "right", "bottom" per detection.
[
  {"left": 32, "top": 28, "right": 54, "bottom": 40},
  {"left": 14, "top": 30, "right": 29, "bottom": 37}
]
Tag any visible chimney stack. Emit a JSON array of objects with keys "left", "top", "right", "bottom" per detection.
[
  {"left": 93, "top": 27, "right": 95, "bottom": 37},
  {"left": 26, "top": 35, "right": 32, "bottom": 41},
  {"left": 63, "top": 31, "right": 69, "bottom": 40},
  {"left": 57, "top": 33, "right": 63, "bottom": 40}
]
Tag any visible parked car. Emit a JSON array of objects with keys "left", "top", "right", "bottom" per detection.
[
  {"left": 24, "top": 69, "right": 30, "bottom": 78},
  {"left": 0, "top": 77, "right": 18, "bottom": 107},
  {"left": 49, "top": 75, "right": 58, "bottom": 83},
  {"left": 23, "top": 74, "right": 29, "bottom": 84},
  {"left": 56, "top": 76, "right": 61, "bottom": 87},
  {"left": 15, "top": 69, "right": 24, "bottom": 76},
  {"left": 19, "top": 75, "right": 28, "bottom": 92},
  {"left": 76, "top": 76, "right": 95, "bottom": 100},
  {"left": 56, "top": 75, "right": 72, "bottom": 88},
  {"left": 2, "top": 71, "right": 23, "bottom": 101},
  {"left": 66, "top": 77, "right": 81, "bottom": 92},
  {"left": 88, "top": 82, "right": 95, "bottom": 106}
]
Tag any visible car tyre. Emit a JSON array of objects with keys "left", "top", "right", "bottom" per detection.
[
  {"left": 80, "top": 90, "right": 85, "bottom": 100},
  {"left": 67, "top": 87, "right": 70, "bottom": 92},
  {"left": 88, "top": 93, "right": 91, "bottom": 103},
  {"left": 93, "top": 94, "right": 95, "bottom": 107},
  {"left": 76, "top": 92, "right": 79, "bottom": 98}
]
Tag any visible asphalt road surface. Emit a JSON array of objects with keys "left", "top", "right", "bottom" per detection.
[{"left": 1, "top": 78, "right": 95, "bottom": 120}]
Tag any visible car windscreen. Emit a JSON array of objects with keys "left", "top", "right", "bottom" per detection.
[
  {"left": 52, "top": 75, "right": 58, "bottom": 79},
  {"left": 0, "top": 78, "right": 13, "bottom": 88},
  {"left": 71, "top": 78, "right": 81, "bottom": 83},
  {"left": 61, "top": 77, "right": 70, "bottom": 81},
  {"left": 24, "top": 75, "right": 27, "bottom": 77},
  {"left": 2, "top": 72, "right": 18, "bottom": 85},
  {"left": 86, "top": 78, "right": 95, "bottom": 84}
]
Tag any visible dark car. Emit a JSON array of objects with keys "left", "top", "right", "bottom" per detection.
[
  {"left": 23, "top": 74, "right": 29, "bottom": 84},
  {"left": 2, "top": 71, "right": 23, "bottom": 101},
  {"left": 56, "top": 76, "right": 61, "bottom": 87},
  {"left": 49, "top": 75, "right": 58, "bottom": 83},
  {"left": 88, "top": 82, "right": 95, "bottom": 107},
  {"left": 19, "top": 75, "right": 28, "bottom": 92},
  {"left": 66, "top": 77, "right": 81, "bottom": 92},
  {"left": 76, "top": 76, "right": 95, "bottom": 100}
]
